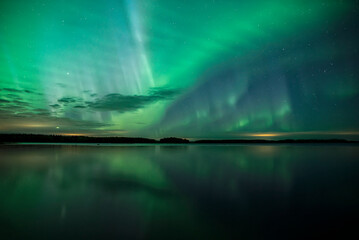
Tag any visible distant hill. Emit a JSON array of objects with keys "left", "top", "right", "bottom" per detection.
[
  {"left": 0, "top": 134, "right": 156, "bottom": 144},
  {"left": 159, "top": 137, "right": 190, "bottom": 143},
  {"left": 193, "top": 139, "right": 356, "bottom": 144}
]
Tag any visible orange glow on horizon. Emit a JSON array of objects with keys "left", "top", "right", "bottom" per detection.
[
  {"left": 237, "top": 131, "right": 359, "bottom": 138},
  {"left": 19, "top": 123, "right": 53, "bottom": 128},
  {"left": 248, "top": 133, "right": 281, "bottom": 137},
  {"left": 59, "top": 133, "right": 87, "bottom": 136}
]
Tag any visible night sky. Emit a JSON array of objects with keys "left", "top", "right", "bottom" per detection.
[{"left": 0, "top": 0, "right": 359, "bottom": 139}]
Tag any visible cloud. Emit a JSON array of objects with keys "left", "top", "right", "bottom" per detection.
[
  {"left": 148, "top": 88, "right": 180, "bottom": 98},
  {"left": 50, "top": 88, "right": 180, "bottom": 112},
  {"left": 0, "top": 104, "right": 110, "bottom": 134},
  {"left": 58, "top": 97, "right": 79, "bottom": 103},
  {"left": 0, "top": 99, "right": 10, "bottom": 103},
  {"left": 89, "top": 87, "right": 180, "bottom": 112},
  {"left": 74, "top": 105, "right": 87, "bottom": 109},
  {"left": 0, "top": 87, "right": 116, "bottom": 135},
  {"left": 2, "top": 88, "right": 22, "bottom": 93},
  {"left": 49, "top": 104, "right": 61, "bottom": 108},
  {"left": 89, "top": 94, "right": 156, "bottom": 112},
  {"left": 0, "top": 88, "right": 43, "bottom": 96}
]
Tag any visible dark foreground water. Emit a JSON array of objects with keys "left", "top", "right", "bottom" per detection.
[{"left": 0, "top": 144, "right": 358, "bottom": 240}]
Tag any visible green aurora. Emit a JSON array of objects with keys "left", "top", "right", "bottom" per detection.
[{"left": 0, "top": 0, "right": 358, "bottom": 139}]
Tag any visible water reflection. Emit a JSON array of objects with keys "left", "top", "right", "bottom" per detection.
[{"left": 0, "top": 144, "right": 358, "bottom": 239}]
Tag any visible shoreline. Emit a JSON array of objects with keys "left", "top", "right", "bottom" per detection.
[{"left": 1, "top": 134, "right": 358, "bottom": 145}]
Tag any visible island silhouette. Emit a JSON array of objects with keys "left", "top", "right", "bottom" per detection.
[{"left": 0, "top": 134, "right": 357, "bottom": 144}]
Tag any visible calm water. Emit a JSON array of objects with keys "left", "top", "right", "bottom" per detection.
[{"left": 0, "top": 144, "right": 358, "bottom": 239}]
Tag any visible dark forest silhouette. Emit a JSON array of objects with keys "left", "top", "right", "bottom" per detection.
[{"left": 0, "top": 134, "right": 357, "bottom": 144}]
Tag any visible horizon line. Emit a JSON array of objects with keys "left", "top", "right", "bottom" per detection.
[{"left": 1, "top": 133, "right": 359, "bottom": 143}]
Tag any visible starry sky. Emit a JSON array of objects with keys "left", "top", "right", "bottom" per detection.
[{"left": 0, "top": 0, "right": 359, "bottom": 139}]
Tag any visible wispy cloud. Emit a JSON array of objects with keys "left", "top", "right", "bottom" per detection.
[
  {"left": 88, "top": 87, "right": 180, "bottom": 112},
  {"left": 0, "top": 88, "right": 42, "bottom": 95}
]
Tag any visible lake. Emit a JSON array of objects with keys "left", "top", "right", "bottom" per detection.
[{"left": 0, "top": 144, "right": 358, "bottom": 239}]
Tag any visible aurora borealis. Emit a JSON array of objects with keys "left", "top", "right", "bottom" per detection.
[{"left": 0, "top": 0, "right": 359, "bottom": 139}]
